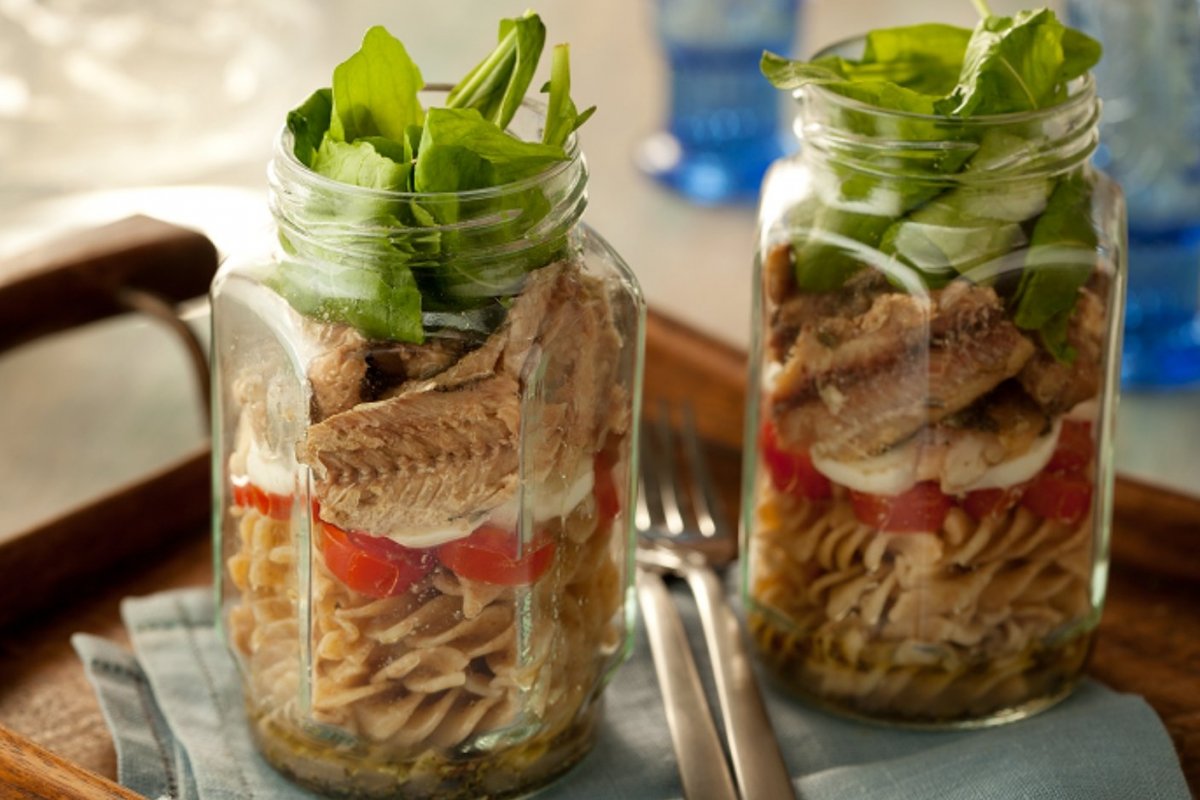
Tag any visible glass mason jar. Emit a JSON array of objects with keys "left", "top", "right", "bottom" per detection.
[
  {"left": 212, "top": 91, "right": 644, "bottom": 797},
  {"left": 743, "top": 50, "right": 1126, "bottom": 727}
]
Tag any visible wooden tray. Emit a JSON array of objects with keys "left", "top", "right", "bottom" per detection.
[{"left": 0, "top": 308, "right": 1197, "bottom": 796}]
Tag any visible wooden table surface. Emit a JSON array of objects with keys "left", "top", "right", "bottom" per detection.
[{"left": 0, "top": 311, "right": 1197, "bottom": 796}]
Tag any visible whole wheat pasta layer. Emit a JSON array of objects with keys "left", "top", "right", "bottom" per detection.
[
  {"left": 750, "top": 485, "right": 1095, "bottom": 717},
  {"left": 226, "top": 494, "right": 623, "bottom": 757}
]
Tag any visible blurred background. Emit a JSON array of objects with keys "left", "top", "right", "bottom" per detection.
[{"left": 0, "top": 0, "right": 1196, "bottom": 539}]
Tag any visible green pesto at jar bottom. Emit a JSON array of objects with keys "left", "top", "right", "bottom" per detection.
[
  {"left": 248, "top": 699, "right": 602, "bottom": 800},
  {"left": 750, "top": 609, "right": 1093, "bottom": 728}
]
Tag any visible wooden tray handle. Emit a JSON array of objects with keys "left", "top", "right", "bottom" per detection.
[
  {"left": 0, "top": 216, "right": 219, "bottom": 631},
  {"left": 0, "top": 215, "right": 218, "bottom": 354},
  {"left": 0, "top": 214, "right": 219, "bottom": 425}
]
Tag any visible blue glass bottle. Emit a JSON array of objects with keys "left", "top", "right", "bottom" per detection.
[
  {"left": 1068, "top": 0, "right": 1200, "bottom": 386},
  {"left": 638, "top": 0, "right": 800, "bottom": 205}
]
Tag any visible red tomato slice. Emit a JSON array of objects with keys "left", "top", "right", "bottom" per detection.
[
  {"left": 230, "top": 476, "right": 292, "bottom": 520},
  {"left": 594, "top": 450, "right": 621, "bottom": 530},
  {"left": 437, "top": 524, "right": 556, "bottom": 586},
  {"left": 962, "top": 484, "right": 1028, "bottom": 521},
  {"left": 319, "top": 521, "right": 434, "bottom": 598},
  {"left": 759, "top": 420, "right": 832, "bottom": 501},
  {"left": 1046, "top": 420, "right": 1094, "bottom": 474},
  {"left": 1021, "top": 472, "right": 1092, "bottom": 526},
  {"left": 850, "top": 482, "right": 952, "bottom": 532}
]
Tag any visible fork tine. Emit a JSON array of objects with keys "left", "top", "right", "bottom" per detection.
[
  {"left": 637, "top": 428, "right": 661, "bottom": 530},
  {"left": 652, "top": 401, "right": 687, "bottom": 534},
  {"left": 679, "top": 403, "right": 722, "bottom": 539}
]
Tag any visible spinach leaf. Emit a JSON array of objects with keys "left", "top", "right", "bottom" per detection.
[
  {"left": 311, "top": 138, "right": 412, "bottom": 190},
  {"left": 270, "top": 253, "right": 424, "bottom": 344},
  {"left": 1012, "top": 170, "right": 1098, "bottom": 359},
  {"left": 273, "top": 16, "right": 593, "bottom": 344},
  {"left": 879, "top": 129, "right": 1053, "bottom": 283},
  {"left": 414, "top": 107, "right": 567, "bottom": 193},
  {"left": 286, "top": 88, "right": 332, "bottom": 167},
  {"left": 761, "top": 52, "right": 947, "bottom": 110},
  {"left": 329, "top": 26, "right": 425, "bottom": 142},
  {"left": 857, "top": 23, "right": 973, "bottom": 94},
  {"left": 542, "top": 44, "right": 596, "bottom": 148},
  {"left": 1060, "top": 27, "right": 1104, "bottom": 83},
  {"left": 446, "top": 11, "right": 545, "bottom": 132},
  {"left": 762, "top": 52, "right": 972, "bottom": 291},
  {"left": 935, "top": 9, "right": 1100, "bottom": 116}
]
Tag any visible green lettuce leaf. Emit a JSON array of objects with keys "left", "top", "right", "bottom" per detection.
[
  {"left": 329, "top": 26, "right": 425, "bottom": 142},
  {"left": 1060, "top": 27, "right": 1104, "bottom": 83},
  {"left": 761, "top": 51, "right": 969, "bottom": 291},
  {"left": 446, "top": 11, "right": 545, "bottom": 132}
]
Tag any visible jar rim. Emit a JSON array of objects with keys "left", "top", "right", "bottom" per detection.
[
  {"left": 801, "top": 34, "right": 1098, "bottom": 127},
  {"left": 272, "top": 83, "right": 583, "bottom": 203}
]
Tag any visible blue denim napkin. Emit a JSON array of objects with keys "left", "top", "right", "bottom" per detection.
[{"left": 73, "top": 587, "right": 1191, "bottom": 800}]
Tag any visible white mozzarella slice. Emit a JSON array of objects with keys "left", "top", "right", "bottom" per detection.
[
  {"left": 955, "top": 418, "right": 1063, "bottom": 493},
  {"left": 811, "top": 417, "right": 1066, "bottom": 498},
  {"left": 486, "top": 463, "right": 596, "bottom": 531},
  {"left": 244, "top": 439, "right": 296, "bottom": 496},
  {"left": 383, "top": 518, "right": 479, "bottom": 550},
  {"left": 811, "top": 442, "right": 921, "bottom": 496},
  {"left": 1066, "top": 396, "right": 1100, "bottom": 422}
]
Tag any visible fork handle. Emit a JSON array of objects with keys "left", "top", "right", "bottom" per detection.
[
  {"left": 684, "top": 565, "right": 798, "bottom": 800},
  {"left": 636, "top": 570, "right": 739, "bottom": 800}
]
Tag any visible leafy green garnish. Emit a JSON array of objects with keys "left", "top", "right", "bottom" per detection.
[
  {"left": 273, "top": 16, "right": 593, "bottom": 344},
  {"left": 760, "top": 6, "right": 1102, "bottom": 362}
]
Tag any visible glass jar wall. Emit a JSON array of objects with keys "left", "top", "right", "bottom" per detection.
[
  {"left": 211, "top": 94, "right": 644, "bottom": 797},
  {"left": 743, "top": 55, "right": 1125, "bottom": 727}
]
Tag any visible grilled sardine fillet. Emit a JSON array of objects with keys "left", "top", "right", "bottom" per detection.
[
  {"left": 1018, "top": 287, "right": 1105, "bottom": 415},
  {"left": 772, "top": 281, "right": 1036, "bottom": 460}
]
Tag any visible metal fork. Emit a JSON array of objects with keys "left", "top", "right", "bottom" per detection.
[{"left": 637, "top": 402, "right": 797, "bottom": 800}]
